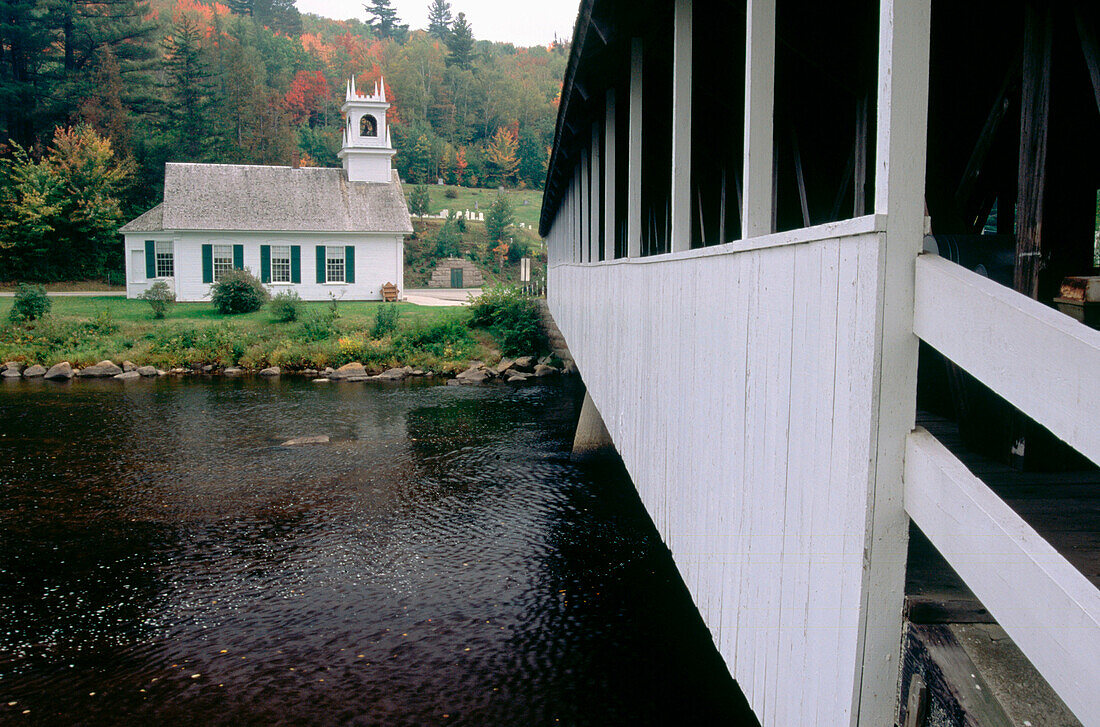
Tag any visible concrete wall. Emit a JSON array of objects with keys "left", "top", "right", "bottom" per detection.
[{"left": 124, "top": 231, "right": 404, "bottom": 302}]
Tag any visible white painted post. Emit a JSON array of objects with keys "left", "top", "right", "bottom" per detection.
[
  {"left": 854, "top": 0, "right": 932, "bottom": 724},
  {"left": 591, "top": 122, "right": 602, "bottom": 261},
  {"left": 741, "top": 0, "right": 776, "bottom": 239},
  {"left": 604, "top": 88, "right": 617, "bottom": 260},
  {"left": 671, "top": 0, "right": 693, "bottom": 252},
  {"left": 627, "top": 37, "right": 644, "bottom": 257}
]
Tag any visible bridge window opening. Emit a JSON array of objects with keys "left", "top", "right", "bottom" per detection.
[
  {"left": 689, "top": 0, "right": 746, "bottom": 247},
  {"left": 771, "top": 0, "right": 879, "bottom": 233},
  {"left": 360, "top": 115, "right": 378, "bottom": 137},
  {"left": 640, "top": 15, "right": 674, "bottom": 256},
  {"left": 614, "top": 79, "right": 630, "bottom": 259}
]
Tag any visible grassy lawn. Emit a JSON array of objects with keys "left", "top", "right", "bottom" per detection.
[
  {"left": 0, "top": 296, "right": 501, "bottom": 372},
  {"left": 402, "top": 184, "right": 543, "bottom": 229}
]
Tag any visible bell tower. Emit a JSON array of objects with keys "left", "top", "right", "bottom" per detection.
[{"left": 338, "top": 76, "right": 396, "bottom": 183}]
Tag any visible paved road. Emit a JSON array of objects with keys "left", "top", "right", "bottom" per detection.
[
  {"left": 0, "top": 288, "right": 481, "bottom": 307},
  {"left": 0, "top": 290, "right": 126, "bottom": 297}
]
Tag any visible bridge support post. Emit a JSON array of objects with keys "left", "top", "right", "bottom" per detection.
[{"left": 572, "top": 390, "right": 616, "bottom": 461}]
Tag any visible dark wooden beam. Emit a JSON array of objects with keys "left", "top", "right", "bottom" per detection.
[
  {"left": 1075, "top": 5, "right": 1100, "bottom": 116},
  {"left": 954, "top": 65, "right": 1018, "bottom": 230},
  {"left": 1014, "top": 4, "right": 1053, "bottom": 300}
]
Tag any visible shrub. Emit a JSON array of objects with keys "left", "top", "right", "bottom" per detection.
[
  {"left": 444, "top": 187, "right": 458, "bottom": 199},
  {"left": 394, "top": 317, "right": 475, "bottom": 360},
  {"left": 270, "top": 290, "right": 303, "bottom": 323},
  {"left": 371, "top": 302, "right": 400, "bottom": 338},
  {"left": 295, "top": 311, "right": 338, "bottom": 342},
  {"left": 138, "top": 280, "right": 175, "bottom": 319},
  {"left": 468, "top": 285, "right": 547, "bottom": 357},
  {"left": 9, "top": 284, "right": 50, "bottom": 323},
  {"left": 210, "top": 269, "right": 269, "bottom": 315}
]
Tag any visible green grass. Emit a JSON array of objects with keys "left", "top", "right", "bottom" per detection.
[
  {"left": 403, "top": 184, "right": 543, "bottom": 229},
  {"left": 0, "top": 296, "right": 503, "bottom": 372}
]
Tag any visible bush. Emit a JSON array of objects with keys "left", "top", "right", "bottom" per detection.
[
  {"left": 210, "top": 269, "right": 269, "bottom": 315},
  {"left": 270, "top": 290, "right": 303, "bottom": 323},
  {"left": 295, "top": 311, "right": 339, "bottom": 342},
  {"left": 394, "top": 317, "right": 475, "bottom": 360},
  {"left": 9, "top": 284, "right": 51, "bottom": 323},
  {"left": 444, "top": 187, "right": 458, "bottom": 199},
  {"left": 468, "top": 285, "right": 546, "bottom": 357},
  {"left": 138, "top": 280, "right": 175, "bottom": 319},
  {"left": 371, "top": 302, "right": 400, "bottom": 338}
]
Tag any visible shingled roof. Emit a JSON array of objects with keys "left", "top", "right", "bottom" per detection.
[{"left": 120, "top": 163, "right": 412, "bottom": 234}]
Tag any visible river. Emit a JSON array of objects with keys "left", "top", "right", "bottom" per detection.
[{"left": 0, "top": 376, "right": 754, "bottom": 725}]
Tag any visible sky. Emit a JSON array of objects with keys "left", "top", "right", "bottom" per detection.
[{"left": 294, "top": 0, "right": 579, "bottom": 48}]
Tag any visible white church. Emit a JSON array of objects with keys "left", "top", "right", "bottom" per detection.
[{"left": 120, "top": 77, "right": 412, "bottom": 302}]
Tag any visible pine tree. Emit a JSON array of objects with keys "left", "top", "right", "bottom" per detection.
[
  {"left": 516, "top": 127, "right": 546, "bottom": 189},
  {"left": 485, "top": 192, "right": 514, "bottom": 243},
  {"left": 445, "top": 12, "right": 474, "bottom": 69},
  {"left": 162, "top": 14, "right": 213, "bottom": 160},
  {"left": 364, "top": 0, "right": 408, "bottom": 41},
  {"left": 409, "top": 134, "right": 433, "bottom": 183},
  {"left": 426, "top": 0, "right": 452, "bottom": 41},
  {"left": 408, "top": 184, "right": 430, "bottom": 218}
]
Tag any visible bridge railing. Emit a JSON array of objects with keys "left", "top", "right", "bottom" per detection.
[{"left": 905, "top": 253, "right": 1100, "bottom": 720}]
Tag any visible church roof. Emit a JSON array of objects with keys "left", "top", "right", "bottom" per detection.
[
  {"left": 119, "top": 202, "right": 163, "bottom": 233},
  {"left": 120, "top": 163, "right": 412, "bottom": 235}
]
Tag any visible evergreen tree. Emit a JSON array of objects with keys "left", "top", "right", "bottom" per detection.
[
  {"left": 409, "top": 134, "right": 433, "bottom": 183},
  {"left": 445, "top": 12, "right": 474, "bottom": 69},
  {"left": 408, "top": 184, "right": 430, "bottom": 218},
  {"left": 364, "top": 0, "right": 408, "bottom": 41},
  {"left": 516, "top": 127, "right": 546, "bottom": 189},
  {"left": 485, "top": 192, "right": 514, "bottom": 243},
  {"left": 162, "top": 14, "right": 213, "bottom": 160},
  {"left": 426, "top": 0, "right": 452, "bottom": 41}
]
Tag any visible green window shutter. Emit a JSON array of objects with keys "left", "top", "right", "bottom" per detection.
[
  {"left": 316, "top": 245, "right": 326, "bottom": 283},
  {"left": 260, "top": 245, "right": 271, "bottom": 283},
  {"left": 201, "top": 244, "right": 213, "bottom": 284},
  {"left": 145, "top": 240, "right": 156, "bottom": 278},
  {"left": 290, "top": 246, "right": 301, "bottom": 283},
  {"left": 344, "top": 245, "right": 355, "bottom": 283},
  {"left": 232, "top": 244, "right": 244, "bottom": 270}
]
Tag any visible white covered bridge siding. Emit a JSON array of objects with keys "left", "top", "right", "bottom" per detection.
[{"left": 541, "top": 0, "right": 1100, "bottom": 725}]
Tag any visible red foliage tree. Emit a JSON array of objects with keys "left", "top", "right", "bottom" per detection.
[{"left": 284, "top": 70, "right": 331, "bottom": 125}]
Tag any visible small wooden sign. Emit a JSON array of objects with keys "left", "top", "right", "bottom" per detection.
[{"left": 381, "top": 282, "right": 398, "bottom": 302}]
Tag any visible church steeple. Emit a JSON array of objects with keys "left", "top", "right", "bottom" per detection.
[{"left": 338, "top": 75, "right": 396, "bottom": 183}]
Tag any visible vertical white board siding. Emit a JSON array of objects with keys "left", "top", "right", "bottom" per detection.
[{"left": 548, "top": 229, "right": 883, "bottom": 725}]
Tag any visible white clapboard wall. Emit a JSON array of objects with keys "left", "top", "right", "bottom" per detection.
[{"left": 548, "top": 219, "right": 886, "bottom": 725}]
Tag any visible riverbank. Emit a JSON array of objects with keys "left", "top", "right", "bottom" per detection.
[{"left": 0, "top": 296, "right": 559, "bottom": 375}]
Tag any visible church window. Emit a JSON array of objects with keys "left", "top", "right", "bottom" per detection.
[
  {"left": 270, "top": 245, "right": 291, "bottom": 283},
  {"left": 155, "top": 241, "right": 174, "bottom": 278},
  {"left": 360, "top": 115, "right": 378, "bottom": 137},
  {"left": 325, "top": 246, "right": 345, "bottom": 283},
  {"left": 213, "top": 244, "right": 234, "bottom": 282}
]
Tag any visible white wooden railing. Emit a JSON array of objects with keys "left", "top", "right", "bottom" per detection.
[{"left": 907, "top": 253, "right": 1100, "bottom": 723}]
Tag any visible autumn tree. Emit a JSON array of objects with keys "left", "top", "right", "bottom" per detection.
[
  {"left": 454, "top": 147, "right": 468, "bottom": 185},
  {"left": 427, "top": 0, "right": 452, "bottom": 41},
  {"left": 284, "top": 70, "right": 331, "bottom": 126},
  {"left": 0, "top": 126, "right": 135, "bottom": 280},
  {"left": 485, "top": 127, "right": 518, "bottom": 187},
  {"left": 446, "top": 12, "right": 474, "bottom": 69},
  {"left": 408, "top": 134, "right": 434, "bottom": 183}
]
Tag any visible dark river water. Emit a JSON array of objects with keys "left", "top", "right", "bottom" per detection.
[{"left": 0, "top": 376, "right": 755, "bottom": 726}]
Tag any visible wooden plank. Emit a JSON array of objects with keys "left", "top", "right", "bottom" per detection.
[
  {"left": 627, "top": 38, "right": 643, "bottom": 258},
  {"left": 604, "top": 88, "right": 616, "bottom": 261},
  {"left": 742, "top": 0, "right": 776, "bottom": 239},
  {"left": 905, "top": 428, "right": 1100, "bottom": 722},
  {"left": 1014, "top": 4, "right": 1052, "bottom": 300},
  {"left": 914, "top": 253, "right": 1100, "bottom": 466},
  {"left": 1075, "top": 6, "right": 1100, "bottom": 117},
  {"left": 670, "top": 0, "right": 692, "bottom": 252},
  {"left": 792, "top": 129, "right": 811, "bottom": 228},
  {"left": 855, "top": 0, "right": 932, "bottom": 722}
]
